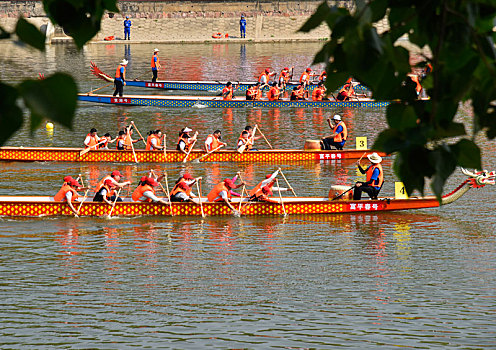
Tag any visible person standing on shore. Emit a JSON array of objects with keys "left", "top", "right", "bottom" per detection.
[
  {"left": 240, "top": 14, "right": 247, "bottom": 38},
  {"left": 151, "top": 48, "right": 161, "bottom": 82},
  {"left": 123, "top": 16, "right": 131, "bottom": 40},
  {"left": 113, "top": 59, "right": 128, "bottom": 97}
]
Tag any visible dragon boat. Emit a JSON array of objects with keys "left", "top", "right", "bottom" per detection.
[
  {"left": 0, "top": 169, "right": 493, "bottom": 218},
  {"left": 90, "top": 62, "right": 369, "bottom": 93},
  {"left": 0, "top": 147, "right": 384, "bottom": 163},
  {"left": 77, "top": 93, "right": 388, "bottom": 108}
]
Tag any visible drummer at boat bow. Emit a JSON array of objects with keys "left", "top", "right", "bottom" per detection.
[
  {"left": 354, "top": 152, "right": 384, "bottom": 200},
  {"left": 204, "top": 130, "right": 227, "bottom": 152},
  {"left": 207, "top": 178, "right": 244, "bottom": 212},
  {"left": 113, "top": 59, "right": 127, "bottom": 97},
  {"left": 132, "top": 176, "right": 168, "bottom": 204},
  {"left": 54, "top": 177, "right": 82, "bottom": 216},
  {"left": 151, "top": 48, "right": 161, "bottom": 83},
  {"left": 170, "top": 172, "right": 201, "bottom": 202},
  {"left": 84, "top": 128, "right": 100, "bottom": 149},
  {"left": 321, "top": 114, "right": 347, "bottom": 150},
  {"left": 177, "top": 127, "right": 198, "bottom": 154},
  {"left": 146, "top": 130, "right": 164, "bottom": 150}
]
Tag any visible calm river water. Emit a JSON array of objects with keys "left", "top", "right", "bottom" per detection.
[{"left": 0, "top": 41, "right": 495, "bottom": 348}]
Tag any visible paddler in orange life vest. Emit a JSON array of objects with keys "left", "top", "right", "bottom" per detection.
[
  {"left": 267, "top": 82, "right": 282, "bottom": 101},
  {"left": 207, "top": 178, "right": 244, "bottom": 213},
  {"left": 94, "top": 170, "right": 131, "bottom": 199},
  {"left": 246, "top": 82, "right": 261, "bottom": 101},
  {"left": 299, "top": 68, "right": 313, "bottom": 91},
  {"left": 248, "top": 169, "right": 287, "bottom": 202},
  {"left": 146, "top": 129, "right": 164, "bottom": 151},
  {"left": 177, "top": 127, "right": 198, "bottom": 154},
  {"left": 354, "top": 152, "right": 384, "bottom": 200},
  {"left": 258, "top": 68, "right": 275, "bottom": 91},
  {"left": 321, "top": 114, "right": 347, "bottom": 150},
  {"left": 237, "top": 126, "right": 261, "bottom": 151},
  {"left": 132, "top": 176, "right": 168, "bottom": 204},
  {"left": 122, "top": 126, "right": 143, "bottom": 150},
  {"left": 99, "top": 133, "right": 116, "bottom": 149},
  {"left": 170, "top": 172, "right": 201, "bottom": 202},
  {"left": 222, "top": 81, "right": 237, "bottom": 100},
  {"left": 151, "top": 48, "right": 161, "bottom": 83},
  {"left": 93, "top": 179, "right": 119, "bottom": 205},
  {"left": 278, "top": 66, "right": 293, "bottom": 91},
  {"left": 54, "top": 178, "right": 82, "bottom": 216},
  {"left": 204, "top": 130, "right": 227, "bottom": 152},
  {"left": 84, "top": 128, "right": 101, "bottom": 149},
  {"left": 113, "top": 59, "right": 128, "bottom": 97},
  {"left": 318, "top": 70, "right": 327, "bottom": 82},
  {"left": 290, "top": 85, "right": 306, "bottom": 101},
  {"left": 311, "top": 81, "right": 327, "bottom": 101}
]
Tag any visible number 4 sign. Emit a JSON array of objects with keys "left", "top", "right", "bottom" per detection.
[{"left": 395, "top": 182, "right": 409, "bottom": 199}]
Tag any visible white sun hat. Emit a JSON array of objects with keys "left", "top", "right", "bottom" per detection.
[
  {"left": 183, "top": 127, "right": 193, "bottom": 133},
  {"left": 154, "top": 48, "right": 159, "bottom": 52},
  {"left": 367, "top": 152, "right": 382, "bottom": 164},
  {"left": 333, "top": 114, "right": 342, "bottom": 121},
  {"left": 120, "top": 59, "right": 128, "bottom": 65}
]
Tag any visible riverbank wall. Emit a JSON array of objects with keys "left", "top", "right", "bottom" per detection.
[{"left": 0, "top": 0, "right": 365, "bottom": 44}]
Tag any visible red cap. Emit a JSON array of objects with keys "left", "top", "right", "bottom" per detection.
[
  {"left": 224, "top": 178, "right": 234, "bottom": 188},
  {"left": 306, "top": 68, "right": 312, "bottom": 72},
  {"left": 265, "top": 174, "right": 272, "bottom": 179},
  {"left": 140, "top": 176, "right": 147, "bottom": 182},
  {"left": 146, "top": 177, "right": 159, "bottom": 186},
  {"left": 70, "top": 179, "right": 81, "bottom": 187},
  {"left": 265, "top": 68, "right": 270, "bottom": 73},
  {"left": 111, "top": 170, "right": 123, "bottom": 177},
  {"left": 346, "top": 77, "right": 352, "bottom": 83},
  {"left": 284, "top": 67, "right": 289, "bottom": 70},
  {"left": 262, "top": 185, "right": 273, "bottom": 195},
  {"left": 104, "top": 179, "right": 115, "bottom": 187},
  {"left": 63, "top": 176, "right": 73, "bottom": 183},
  {"left": 183, "top": 172, "right": 193, "bottom": 180}
]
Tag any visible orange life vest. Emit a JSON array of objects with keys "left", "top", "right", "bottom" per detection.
[
  {"left": 207, "top": 182, "right": 231, "bottom": 202},
  {"left": 54, "top": 184, "right": 79, "bottom": 202},
  {"left": 132, "top": 184, "right": 155, "bottom": 202},
  {"left": 146, "top": 134, "right": 161, "bottom": 151},
  {"left": 116, "top": 135, "right": 125, "bottom": 150},
  {"left": 85, "top": 133, "right": 98, "bottom": 149},
  {"left": 249, "top": 179, "right": 275, "bottom": 197},
  {"left": 318, "top": 71, "right": 326, "bottom": 81},
  {"left": 267, "top": 86, "right": 280, "bottom": 101},
  {"left": 222, "top": 86, "right": 233, "bottom": 100},
  {"left": 410, "top": 74, "right": 422, "bottom": 93},
  {"left": 333, "top": 121, "right": 348, "bottom": 142},
  {"left": 246, "top": 86, "right": 259, "bottom": 100},
  {"left": 115, "top": 66, "right": 125, "bottom": 79},
  {"left": 177, "top": 135, "right": 193, "bottom": 152},
  {"left": 124, "top": 133, "right": 133, "bottom": 149},
  {"left": 237, "top": 136, "right": 252, "bottom": 151},
  {"left": 312, "top": 87, "right": 324, "bottom": 101},
  {"left": 299, "top": 71, "right": 310, "bottom": 84},
  {"left": 96, "top": 183, "right": 113, "bottom": 199},
  {"left": 95, "top": 175, "right": 112, "bottom": 193},
  {"left": 279, "top": 70, "right": 290, "bottom": 84},
  {"left": 258, "top": 72, "right": 269, "bottom": 83},
  {"left": 100, "top": 136, "right": 110, "bottom": 149},
  {"left": 170, "top": 179, "right": 192, "bottom": 196},
  {"left": 366, "top": 164, "right": 384, "bottom": 189},
  {"left": 151, "top": 54, "right": 160, "bottom": 69},
  {"left": 206, "top": 134, "right": 222, "bottom": 151}
]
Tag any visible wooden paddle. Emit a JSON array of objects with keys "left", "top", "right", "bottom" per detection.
[
  {"left": 238, "top": 125, "right": 257, "bottom": 154},
  {"left": 275, "top": 179, "right": 287, "bottom": 216},
  {"left": 196, "top": 180, "right": 205, "bottom": 218},
  {"left": 87, "top": 83, "right": 113, "bottom": 94},
  {"left": 127, "top": 127, "right": 138, "bottom": 163},
  {"left": 131, "top": 121, "right": 147, "bottom": 145},
  {"left": 76, "top": 189, "right": 90, "bottom": 217},
  {"left": 107, "top": 188, "right": 122, "bottom": 218},
  {"left": 79, "top": 139, "right": 106, "bottom": 157},
  {"left": 256, "top": 125, "right": 273, "bottom": 149},
  {"left": 278, "top": 168, "right": 297, "bottom": 196},
  {"left": 163, "top": 171, "right": 174, "bottom": 216},
  {"left": 163, "top": 134, "right": 167, "bottom": 159},
  {"left": 238, "top": 184, "right": 247, "bottom": 212},
  {"left": 182, "top": 132, "right": 198, "bottom": 163},
  {"left": 332, "top": 184, "right": 356, "bottom": 201},
  {"left": 193, "top": 144, "right": 224, "bottom": 163}
]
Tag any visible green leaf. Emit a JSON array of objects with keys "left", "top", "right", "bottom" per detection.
[
  {"left": 369, "top": 0, "right": 388, "bottom": 23},
  {"left": 429, "top": 144, "right": 458, "bottom": 200},
  {"left": 0, "top": 82, "right": 24, "bottom": 146},
  {"left": 18, "top": 73, "right": 77, "bottom": 132},
  {"left": 15, "top": 17, "right": 45, "bottom": 51},
  {"left": 299, "top": 1, "right": 331, "bottom": 33},
  {"left": 451, "top": 139, "right": 482, "bottom": 169},
  {"left": 386, "top": 104, "right": 418, "bottom": 131}
]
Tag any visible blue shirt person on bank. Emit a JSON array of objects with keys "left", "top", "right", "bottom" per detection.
[
  {"left": 124, "top": 16, "right": 132, "bottom": 40},
  {"left": 240, "top": 15, "right": 247, "bottom": 38}
]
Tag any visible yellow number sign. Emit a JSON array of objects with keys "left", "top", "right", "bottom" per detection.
[
  {"left": 395, "top": 182, "right": 409, "bottom": 199},
  {"left": 356, "top": 137, "right": 367, "bottom": 150}
]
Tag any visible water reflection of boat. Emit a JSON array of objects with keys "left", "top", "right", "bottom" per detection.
[
  {"left": 77, "top": 93, "right": 389, "bottom": 109},
  {"left": 0, "top": 147, "right": 386, "bottom": 163}
]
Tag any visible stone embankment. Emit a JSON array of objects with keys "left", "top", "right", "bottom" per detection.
[{"left": 0, "top": 0, "right": 368, "bottom": 44}]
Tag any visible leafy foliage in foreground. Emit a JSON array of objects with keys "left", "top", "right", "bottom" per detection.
[
  {"left": 301, "top": 0, "right": 496, "bottom": 199},
  {"left": 0, "top": 0, "right": 118, "bottom": 146}
]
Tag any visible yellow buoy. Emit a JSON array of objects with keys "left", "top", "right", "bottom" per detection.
[{"left": 46, "top": 122, "right": 54, "bottom": 130}]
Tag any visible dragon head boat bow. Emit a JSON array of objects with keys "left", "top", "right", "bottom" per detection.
[{"left": 0, "top": 168, "right": 494, "bottom": 218}]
